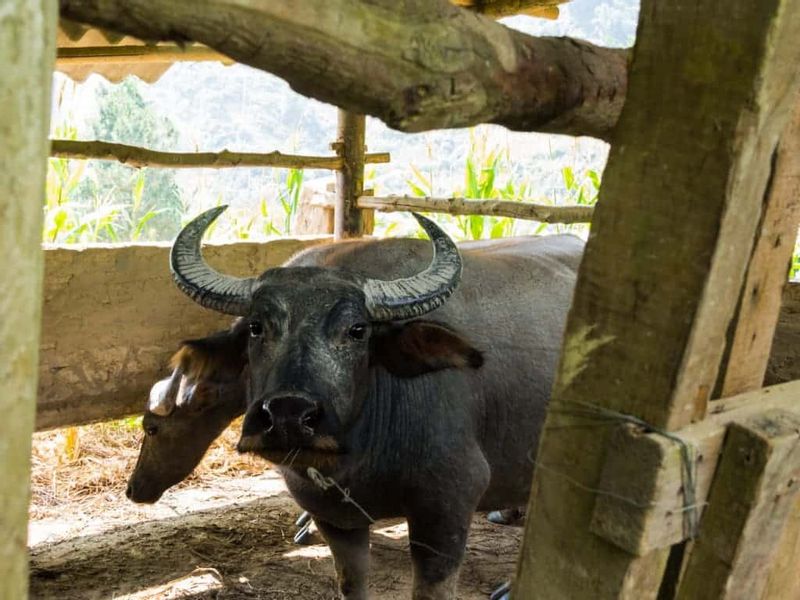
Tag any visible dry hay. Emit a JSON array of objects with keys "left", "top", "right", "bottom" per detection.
[
  {"left": 29, "top": 418, "right": 520, "bottom": 598},
  {"left": 29, "top": 416, "right": 262, "bottom": 520}
]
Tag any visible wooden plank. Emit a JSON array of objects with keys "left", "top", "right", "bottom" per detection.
[
  {"left": 591, "top": 381, "right": 800, "bottom": 555},
  {"left": 513, "top": 0, "right": 800, "bottom": 596},
  {"left": 50, "top": 139, "right": 391, "bottom": 171},
  {"left": 36, "top": 239, "right": 326, "bottom": 431},
  {"left": 720, "top": 94, "right": 800, "bottom": 397},
  {"left": 676, "top": 409, "right": 800, "bottom": 600},
  {"left": 0, "top": 1, "right": 56, "bottom": 597},
  {"left": 450, "top": 0, "right": 565, "bottom": 18},
  {"left": 333, "top": 111, "right": 366, "bottom": 240},
  {"left": 766, "top": 276, "right": 800, "bottom": 386},
  {"left": 57, "top": 44, "right": 233, "bottom": 64},
  {"left": 762, "top": 494, "right": 800, "bottom": 599}
]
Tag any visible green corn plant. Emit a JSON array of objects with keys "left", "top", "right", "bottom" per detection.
[{"left": 277, "top": 168, "right": 304, "bottom": 235}]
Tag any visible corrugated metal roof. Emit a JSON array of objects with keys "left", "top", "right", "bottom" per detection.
[{"left": 56, "top": 19, "right": 231, "bottom": 83}]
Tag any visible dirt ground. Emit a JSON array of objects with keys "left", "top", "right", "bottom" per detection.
[{"left": 29, "top": 471, "right": 521, "bottom": 599}]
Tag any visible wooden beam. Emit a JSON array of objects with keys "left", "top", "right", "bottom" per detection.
[
  {"left": 765, "top": 280, "right": 800, "bottom": 386},
  {"left": 451, "top": 0, "right": 565, "bottom": 18},
  {"left": 591, "top": 380, "right": 800, "bottom": 555},
  {"left": 676, "top": 409, "right": 800, "bottom": 600},
  {"left": 50, "top": 139, "right": 391, "bottom": 171},
  {"left": 58, "top": 0, "right": 628, "bottom": 139},
  {"left": 357, "top": 194, "right": 594, "bottom": 224},
  {"left": 514, "top": 0, "right": 800, "bottom": 596},
  {"left": 36, "top": 239, "right": 327, "bottom": 431},
  {"left": 333, "top": 111, "right": 366, "bottom": 240},
  {"left": 720, "top": 95, "right": 800, "bottom": 397},
  {"left": 56, "top": 44, "right": 232, "bottom": 64},
  {"left": 762, "top": 495, "right": 800, "bottom": 599},
  {"left": 0, "top": 2, "right": 56, "bottom": 597}
]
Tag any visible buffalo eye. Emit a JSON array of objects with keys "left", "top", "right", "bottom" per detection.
[
  {"left": 248, "top": 321, "right": 264, "bottom": 337},
  {"left": 144, "top": 424, "right": 159, "bottom": 436},
  {"left": 348, "top": 323, "right": 368, "bottom": 341}
]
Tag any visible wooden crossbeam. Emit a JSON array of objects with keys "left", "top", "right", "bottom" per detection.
[
  {"left": 676, "top": 409, "right": 800, "bottom": 599},
  {"left": 591, "top": 380, "right": 800, "bottom": 555},
  {"left": 57, "top": 45, "right": 232, "bottom": 64},
  {"left": 513, "top": 0, "right": 800, "bottom": 596}
]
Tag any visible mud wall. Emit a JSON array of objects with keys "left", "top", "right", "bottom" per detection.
[{"left": 36, "top": 239, "right": 326, "bottom": 430}]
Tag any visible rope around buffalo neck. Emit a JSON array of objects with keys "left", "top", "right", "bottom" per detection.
[
  {"left": 306, "top": 467, "right": 376, "bottom": 524},
  {"left": 305, "top": 467, "right": 459, "bottom": 560}
]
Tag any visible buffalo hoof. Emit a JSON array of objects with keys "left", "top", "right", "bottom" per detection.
[
  {"left": 294, "top": 522, "right": 315, "bottom": 545},
  {"left": 487, "top": 508, "right": 524, "bottom": 526},
  {"left": 295, "top": 511, "right": 312, "bottom": 528},
  {"left": 489, "top": 581, "right": 511, "bottom": 600}
]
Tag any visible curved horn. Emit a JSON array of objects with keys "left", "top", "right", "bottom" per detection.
[
  {"left": 170, "top": 206, "right": 254, "bottom": 315},
  {"left": 363, "top": 213, "right": 462, "bottom": 321}
]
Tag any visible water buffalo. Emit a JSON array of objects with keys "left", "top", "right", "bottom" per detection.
[
  {"left": 168, "top": 207, "right": 582, "bottom": 599},
  {"left": 126, "top": 321, "right": 249, "bottom": 503},
  {"left": 125, "top": 322, "right": 320, "bottom": 543}
]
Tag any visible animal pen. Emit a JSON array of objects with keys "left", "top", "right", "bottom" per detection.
[{"left": 3, "top": 0, "right": 800, "bottom": 598}]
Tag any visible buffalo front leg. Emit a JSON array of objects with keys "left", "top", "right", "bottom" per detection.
[
  {"left": 406, "top": 510, "right": 471, "bottom": 600},
  {"left": 314, "top": 519, "right": 370, "bottom": 600}
]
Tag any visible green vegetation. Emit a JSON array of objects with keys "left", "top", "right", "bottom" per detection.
[{"left": 405, "top": 130, "right": 599, "bottom": 241}]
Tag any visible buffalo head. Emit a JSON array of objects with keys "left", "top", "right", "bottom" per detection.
[
  {"left": 126, "top": 321, "right": 248, "bottom": 503},
  {"left": 169, "top": 208, "right": 482, "bottom": 469}
]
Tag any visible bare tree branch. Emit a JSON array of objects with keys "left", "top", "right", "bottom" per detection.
[
  {"left": 58, "top": 0, "right": 628, "bottom": 140},
  {"left": 356, "top": 195, "right": 594, "bottom": 223},
  {"left": 50, "top": 139, "right": 391, "bottom": 170}
]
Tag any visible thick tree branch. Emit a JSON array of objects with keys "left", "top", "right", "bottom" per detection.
[
  {"left": 50, "top": 139, "right": 390, "bottom": 170},
  {"left": 58, "top": 0, "right": 628, "bottom": 140}
]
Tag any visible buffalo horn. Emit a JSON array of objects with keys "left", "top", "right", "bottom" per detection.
[
  {"left": 170, "top": 206, "right": 254, "bottom": 315},
  {"left": 363, "top": 213, "right": 462, "bottom": 321}
]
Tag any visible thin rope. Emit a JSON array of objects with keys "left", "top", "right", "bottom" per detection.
[
  {"left": 305, "top": 467, "right": 458, "bottom": 560},
  {"left": 306, "top": 467, "right": 377, "bottom": 524}
]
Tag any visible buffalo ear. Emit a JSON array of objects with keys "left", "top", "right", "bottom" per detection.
[
  {"left": 371, "top": 320, "right": 484, "bottom": 377},
  {"left": 171, "top": 319, "right": 249, "bottom": 383}
]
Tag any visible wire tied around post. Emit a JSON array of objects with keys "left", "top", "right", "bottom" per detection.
[{"left": 542, "top": 401, "right": 700, "bottom": 540}]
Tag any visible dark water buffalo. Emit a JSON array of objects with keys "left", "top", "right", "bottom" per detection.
[{"left": 167, "top": 207, "right": 582, "bottom": 599}]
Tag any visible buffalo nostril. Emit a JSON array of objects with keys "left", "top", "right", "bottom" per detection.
[
  {"left": 260, "top": 400, "right": 274, "bottom": 433},
  {"left": 265, "top": 395, "right": 321, "bottom": 437},
  {"left": 300, "top": 406, "right": 322, "bottom": 432},
  {"left": 125, "top": 484, "right": 133, "bottom": 499}
]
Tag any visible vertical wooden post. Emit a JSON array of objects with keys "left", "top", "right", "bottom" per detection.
[
  {"left": 719, "top": 94, "right": 800, "bottom": 398},
  {"left": 513, "top": 0, "right": 800, "bottom": 597},
  {"left": 0, "top": 2, "right": 56, "bottom": 598},
  {"left": 333, "top": 110, "right": 366, "bottom": 240}
]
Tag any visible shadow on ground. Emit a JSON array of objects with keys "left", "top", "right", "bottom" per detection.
[{"left": 30, "top": 491, "right": 520, "bottom": 599}]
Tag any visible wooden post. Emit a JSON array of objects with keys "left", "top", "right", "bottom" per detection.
[
  {"left": 513, "top": 0, "right": 800, "bottom": 596},
  {"left": 0, "top": 1, "right": 56, "bottom": 597},
  {"left": 718, "top": 94, "right": 800, "bottom": 398},
  {"left": 673, "top": 93, "right": 800, "bottom": 599},
  {"left": 334, "top": 110, "right": 366, "bottom": 240},
  {"left": 676, "top": 410, "right": 800, "bottom": 600}
]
